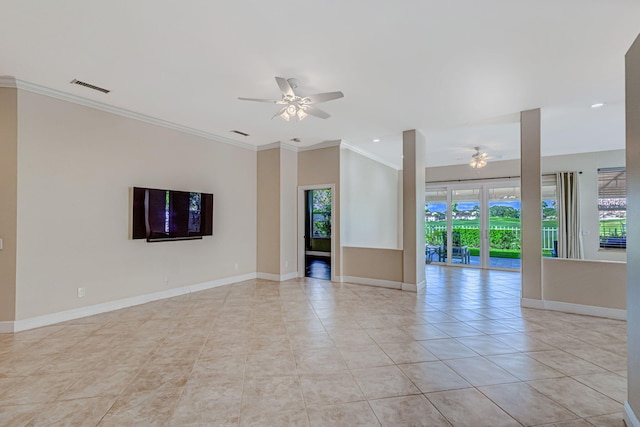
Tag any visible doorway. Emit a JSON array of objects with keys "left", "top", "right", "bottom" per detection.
[
  {"left": 426, "top": 181, "right": 521, "bottom": 270},
  {"left": 300, "top": 187, "right": 333, "bottom": 280}
]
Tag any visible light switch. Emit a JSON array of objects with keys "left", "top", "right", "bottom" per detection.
[{"left": 0, "top": 238, "right": 3, "bottom": 250}]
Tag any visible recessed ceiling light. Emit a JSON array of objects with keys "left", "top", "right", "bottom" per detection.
[
  {"left": 373, "top": 139, "right": 380, "bottom": 142},
  {"left": 591, "top": 103, "right": 605, "bottom": 108}
]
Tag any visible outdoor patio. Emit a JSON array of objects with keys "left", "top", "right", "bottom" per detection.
[{"left": 433, "top": 255, "right": 522, "bottom": 270}]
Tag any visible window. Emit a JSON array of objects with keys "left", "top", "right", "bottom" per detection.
[
  {"left": 541, "top": 175, "right": 558, "bottom": 256},
  {"left": 311, "top": 189, "right": 332, "bottom": 238},
  {"left": 598, "top": 167, "right": 626, "bottom": 249}
]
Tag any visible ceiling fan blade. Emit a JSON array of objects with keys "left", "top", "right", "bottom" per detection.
[
  {"left": 304, "top": 105, "right": 331, "bottom": 119},
  {"left": 303, "top": 91, "right": 344, "bottom": 104},
  {"left": 275, "top": 77, "right": 295, "bottom": 97},
  {"left": 238, "top": 97, "right": 281, "bottom": 103},
  {"left": 272, "top": 107, "right": 287, "bottom": 120}
]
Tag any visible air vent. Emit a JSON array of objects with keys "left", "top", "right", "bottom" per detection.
[
  {"left": 70, "top": 79, "right": 110, "bottom": 94},
  {"left": 230, "top": 130, "right": 250, "bottom": 137}
]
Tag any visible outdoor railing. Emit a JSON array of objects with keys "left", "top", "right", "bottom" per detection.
[{"left": 426, "top": 224, "right": 559, "bottom": 251}]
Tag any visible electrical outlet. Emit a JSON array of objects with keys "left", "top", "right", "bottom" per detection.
[
  {"left": 284, "top": 260, "right": 289, "bottom": 268},
  {"left": 234, "top": 263, "right": 239, "bottom": 271},
  {"left": 163, "top": 275, "right": 169, "bottom": 285},
  {"left": 77, "top": 287, "right": 85, "bottom": 298}
]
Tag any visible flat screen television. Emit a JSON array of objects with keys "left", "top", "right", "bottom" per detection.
[{"left": 132, "top": 187, "right": 214, "bottom": 241}]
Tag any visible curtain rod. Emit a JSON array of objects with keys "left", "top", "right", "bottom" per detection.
[
  {"left": 426, "top": 175, "right": 520, "bottom": 185},
  {"left": 426, "top": 171, "right": 581, "bottom": 185}
]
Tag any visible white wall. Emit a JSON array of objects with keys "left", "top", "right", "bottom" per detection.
[
  {"left": 426, "top": 149, "right": 626, "bottom": 262},
  {"left": 340, "top": 148, "right": 400, "bottom": 249},
  {"left": 15, "top": 90, "right": 257, "bottom": 320}
]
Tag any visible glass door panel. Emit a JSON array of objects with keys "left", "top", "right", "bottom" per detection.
[
  {"left": 425, "top": 188, "right": 447, "bottom": 263},
  {"left": 450, "top": 188, "right": 480, "bottom": 266},
  {"left": 488, "top": 186, "right": 521, "bottom": 269}
]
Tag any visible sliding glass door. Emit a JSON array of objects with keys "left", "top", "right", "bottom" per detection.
[{"left": 426, "top": 181, "right": 521, "bottom": 270}]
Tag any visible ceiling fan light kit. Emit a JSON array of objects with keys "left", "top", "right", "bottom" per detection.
[
  {"left": 470, "top": 146, "right": 488, "bottom": 169},
  {"left": 239, "top": 77, "right": 344, "bottom": 122}
]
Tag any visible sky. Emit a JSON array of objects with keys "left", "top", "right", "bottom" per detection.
[{"left": 427, "top": 201, "right": 524, "bottom": 213}]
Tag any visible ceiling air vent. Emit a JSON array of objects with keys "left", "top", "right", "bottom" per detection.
[
  {"left": 230, "top": 130, "right": 250, "bottom": 137},
  {"left": 70, "top": 79, "right": 110, "bottom": 94}
]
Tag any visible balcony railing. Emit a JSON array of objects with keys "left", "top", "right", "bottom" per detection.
[{"left": 425, "top": 224, "right": 558, "bottom": 251}]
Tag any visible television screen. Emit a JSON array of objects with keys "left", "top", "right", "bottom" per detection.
[{"left": 132, "top": 187, "right": 214, "bottom": 241}]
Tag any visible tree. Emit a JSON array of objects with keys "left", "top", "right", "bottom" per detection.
[{"left": 489, "top": 205, "right": 520, "bottom": 219}]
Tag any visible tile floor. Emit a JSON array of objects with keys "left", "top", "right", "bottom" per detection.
[{"left": 0, "top": 266, "right": 627, "bottom": 426}]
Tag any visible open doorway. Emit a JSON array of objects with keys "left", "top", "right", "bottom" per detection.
[{"left": 303, "top": 188, "right": 332, "bottom": 280}]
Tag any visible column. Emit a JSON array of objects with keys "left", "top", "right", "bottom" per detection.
[
  {"left": 402, "top": 129, "right": 426, "bottom": 292},
  {"left": 520, "top": 109, "right": 543, "bottom": 304}
]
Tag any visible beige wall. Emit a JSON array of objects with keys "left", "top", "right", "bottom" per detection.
[
  {"left": 542, "top": 258, "right": 625, "bottom": 310},
  {"left": 14, "top": 90, "right": 257, "bottom": 320},
  {"left": 298, "top": 145, "right": 341, "bottom": 276},
  {"left": 625, "top": 32, "right": 640, "bottom": 423},
  {"left": 402, "top": 130, "right": 426, "bottom": 288},
  {"left": 257, "top": 148, "right": 280, "bottom": 275},
  {"left": 342, "top": 247, "right": 403, "bottom": 283},
  {"left": 0, "top": 87, "right": 17, "bottom": 322},
  {"left": 279, "top": 148, "right": 298, "bottom": 275},
  {"left": 521, "top": 109, "right": 542, "bottom": 300},
  {"left": 427, "top": 159, "right": 520, "bottom": 182},
  {"left": 341, "top": 148, "right": 400, "bottom": 249}
]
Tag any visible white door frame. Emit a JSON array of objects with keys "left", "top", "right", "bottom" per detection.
[{"left": 298, "top": 184, "right": 336, "bottom": 281}]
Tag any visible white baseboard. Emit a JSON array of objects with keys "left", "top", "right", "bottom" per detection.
[
  {"left": 403, "top": 279, "right": 426, "bottom": 293},
  {"left": 521, "top": 298, "right": 546, "bottom": 309},
  {"left": 543, "top": 300, "right": 626, "bottom": 320},
  {"left": 256, "top": 272, "right": 298, "bottom": 282},
  {"left": 625, "top": 402, "right": 640, "bottom": 427},
  {"left": 7, "top": 272, "right": 257, "bottom": 333},
  {"left": 521, "top": 298, "right": 626, "bottom": 320},
  {"left": 257, "top": 273, "right": 281, "bottom": 281},
  {"left": 342, "top": 276, "right": 402, "bottom": 290}
]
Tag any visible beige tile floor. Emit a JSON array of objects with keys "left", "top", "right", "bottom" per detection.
[{"left": 0, "top": 266, "right": 627, "bottom": 426}]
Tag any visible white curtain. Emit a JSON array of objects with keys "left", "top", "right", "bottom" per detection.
[{"left": 556, "top": 171, "right": 584, "bottom": 259}]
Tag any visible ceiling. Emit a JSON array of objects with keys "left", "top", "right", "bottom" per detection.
[{"left": 1, "top": 1, "right": 638, "bottom": 169}]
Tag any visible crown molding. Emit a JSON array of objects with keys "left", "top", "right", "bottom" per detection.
[
  {"left": 341, "top": 141, "right": 401, "bottom": 170},
  {"left": 297, "top": 139, "right": 342, "bottom": 152},
  {"left": 0, "top": 76, "right": 17, "bottom": 87},
  {"left": 257, "top": 141, "right": 299, "bottom": 152},
  {"left": 0, "top": 76, "right": 258, "bottom": 152}
]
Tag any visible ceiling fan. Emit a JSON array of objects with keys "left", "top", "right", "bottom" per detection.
[
  {"left": 470, "top": 146, "right": 489, "bottom": 169},
  {"left": 238, "top": 77, "right": 344, "bottom": 122}
]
